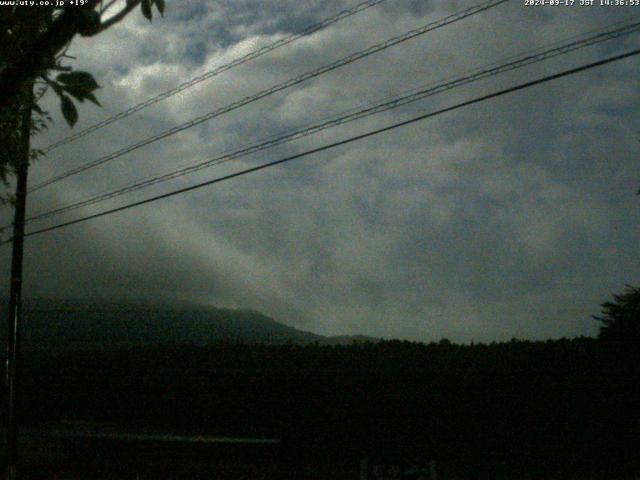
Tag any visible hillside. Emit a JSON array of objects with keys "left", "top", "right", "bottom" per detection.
[{"left": 3, "top": 299, "right": 376, "bottom": 350}]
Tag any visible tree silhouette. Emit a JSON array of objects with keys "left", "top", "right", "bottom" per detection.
[
  {"left": 0, "top": 0, "right": 165, "bottom": 111},
  {"left": 0, "top": 0, "right": 165, "bottom": 203},
  {"left": 594, "top": 285, "right": 640, "bottom": 348}
]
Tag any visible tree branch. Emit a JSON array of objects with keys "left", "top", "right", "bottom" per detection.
[
  {"left": 0, "top": 0, "right": 141, "bottom": 111},
  {"left": 0, "top": 4, "right": 97, "bottom": 109},
  {"left": 100, "top": 0, "right": 119, "bottom": 16},
  {"left": 96, "top": 0, "right": 141, "bottom": 33}
]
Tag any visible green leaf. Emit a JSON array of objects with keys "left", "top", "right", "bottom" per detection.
[
  {"left": 60, "top": 95, "right": 78, "bottom": 127},
  {"left": 141, "top": 0, "right": 152, "bottom": 21},
  {"left": 50, "top": 82, "right": 63, "bottom": 96},
  {"left": 56, "top": 71, "right": 100, "bottom": 91},
  {"left": 155, "top": 0, "right": 165, "bottom": 16},
  {"left": 85, "top": 92, "right": 102, "bottom": 107},
  {"left": 62, "top": 85, "right": 87, "bottom": 102}
]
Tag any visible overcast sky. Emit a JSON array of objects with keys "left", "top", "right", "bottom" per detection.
[{"left": 1, "top": 0, "right": 639, "bottom": 342}]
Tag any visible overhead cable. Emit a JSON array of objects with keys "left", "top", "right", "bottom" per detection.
[
  {"left": 29, "top": 0, "right": 509, "bottom": 193},
  {"left": 9, "top": 46, "right": 639, "bottom": 242},
  {"left": 40, "top": 0, "right": 390, "bottom": 153},
  {"left": 24, "top": 19, "right": 640, "bottom": 223}
]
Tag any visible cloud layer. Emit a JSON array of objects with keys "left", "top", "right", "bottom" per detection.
[{"left": 1, "top": 0, "right": 639, "bottom": 342}]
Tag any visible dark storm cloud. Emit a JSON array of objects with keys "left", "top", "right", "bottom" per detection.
[{"left": 1, "top": 0, "right": 639, "bottom": 342}]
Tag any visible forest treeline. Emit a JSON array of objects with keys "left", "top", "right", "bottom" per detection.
[{"left": 6, "top": 335, "right": 640, "bottom": 479}]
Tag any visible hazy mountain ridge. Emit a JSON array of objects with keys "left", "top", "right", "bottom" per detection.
[{"left": 2, "top": 299, "right": 378, "bottom": 350}]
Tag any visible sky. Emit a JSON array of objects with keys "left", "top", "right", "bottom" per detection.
[{"left": 1, "top": 0, "right": 639, "bottom": 343}]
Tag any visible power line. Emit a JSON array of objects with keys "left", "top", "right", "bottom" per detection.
[
  {"left": 28, "top": 0, "right": 509, "bottom": 193},
  {"left": 32, "top": 0, "right": 507, "bottom": 191},
  {"left": 40, "top": 0, "right": 389, "bottom": 153},
  {"left": 9, "top": 46, "right": 639, "bottom": 243},
  {"left": 23, "top": 19, "right": 640, "bottom": 224}
]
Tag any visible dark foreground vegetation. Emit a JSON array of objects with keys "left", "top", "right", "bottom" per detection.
[{"left": 1, "top": 335, "right": 639, "bottom": 479}]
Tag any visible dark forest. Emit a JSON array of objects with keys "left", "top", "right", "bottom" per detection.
[{"left": 1, "top": 333, "right": 637, "bottom": 479}]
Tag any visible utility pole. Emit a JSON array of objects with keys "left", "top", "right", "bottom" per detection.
[{"left": 5, "top": 84, "right": 33, "bottom": 480}]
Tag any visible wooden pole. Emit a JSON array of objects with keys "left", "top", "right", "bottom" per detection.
[{"left": 5, "top": 84, "right": 32, "bottom": 480}]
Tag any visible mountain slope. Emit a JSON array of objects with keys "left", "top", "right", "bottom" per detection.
[{"left": 2, "top": 299, "right": 377, "bottom": 350}]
